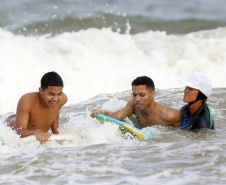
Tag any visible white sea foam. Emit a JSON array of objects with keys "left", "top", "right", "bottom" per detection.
[{"left": 0, "top": 27, "right": 226, "bottom": 114}]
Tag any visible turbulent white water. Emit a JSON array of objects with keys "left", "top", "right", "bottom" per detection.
[
  {"left": 1, "top": 27, "right": 226, "bottom": 114},
  {"left": 0, "top": 87, "right": 225, "bottom": 184}
]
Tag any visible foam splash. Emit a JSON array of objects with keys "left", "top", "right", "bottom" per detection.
[{"left": 0, "top": 27, "right": 226, "bottom": 114}]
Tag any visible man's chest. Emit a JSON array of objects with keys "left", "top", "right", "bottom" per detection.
[
  {"left": 28, "top": 108, "right": 58, "bottom": 129},
  {"left": 134, "top": 110, "right": 161, "bottom": 128}
]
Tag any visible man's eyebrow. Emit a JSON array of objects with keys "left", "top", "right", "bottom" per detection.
[
  {"left": 48, "top": 91, "right": 62, "bottom": 94},
  {"left": 132, "top": 92, "right": 145, "bottom": 95}
]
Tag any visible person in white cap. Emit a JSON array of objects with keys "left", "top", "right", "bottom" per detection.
[{"left": 179, "top": 74, "right": 214, "bottom": 130}]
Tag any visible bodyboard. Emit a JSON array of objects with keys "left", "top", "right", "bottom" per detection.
[{"left": 96, "top": 114, "right": 154, "bottom": 138}]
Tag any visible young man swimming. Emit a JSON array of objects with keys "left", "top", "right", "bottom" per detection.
[
  {"left": 5, "top": 71, "right": 67, "bottom": 141},
  {"left": 90, "top": 76, "right": 183, "bottom": 128}
]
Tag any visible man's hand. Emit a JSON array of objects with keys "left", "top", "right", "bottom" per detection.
[
  {"left": 35, "top": 130, "right": 51, "bottom": 142},
  {"left": 90, "top": 109, "right": 106, "bottom": 118}
]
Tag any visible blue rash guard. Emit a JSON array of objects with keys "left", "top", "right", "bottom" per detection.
[{"left": 180, "top": 104, "right": 214, "bottom": 130}]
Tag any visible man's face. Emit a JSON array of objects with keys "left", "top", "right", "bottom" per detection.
[
  {"left": 39, "top": 86, "right": 63, "bottom": 108},
  {"left": 183, "top": 86, "right": 199, "bottom": 103},
  {"left": 132, "top": 85, "right": 155, "bottom": 110}
]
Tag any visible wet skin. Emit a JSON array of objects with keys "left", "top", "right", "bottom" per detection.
[
  {"left": 91, "top": 85, "right": 182, "bottom": 128},
  {"left": 183, "top": 86, "right": 203, "bottom": 114},
  {"left": 6, "top": 86, "right": 67, "bottom": 141}
]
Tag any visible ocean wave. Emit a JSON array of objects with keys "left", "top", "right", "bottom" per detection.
[
  {"left": 0, "top": 27, "right": 226, "bottom": 114},
  {"left": 3, "top": 14, "right": 226, "bottom": 36}
]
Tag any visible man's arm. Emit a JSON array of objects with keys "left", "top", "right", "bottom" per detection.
[
  {"left": 51, "top": 114, "right": 59, "bottom": 134},
  {"left": 90, "top": 99, "right": 135, "bottom": 121},
  {"left": 15, "top": 94, "right": 34, "bottom": 136},
  {"left": 15, "top": 94, "right": 51, "bottom": 141}
]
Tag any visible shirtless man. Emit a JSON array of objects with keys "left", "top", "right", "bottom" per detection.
[
  {"left": 90, "top": 76, "right": 182, "bottom": 128},
  {"left": 5, "top": 71, "right": 67, "bottom": 141}
]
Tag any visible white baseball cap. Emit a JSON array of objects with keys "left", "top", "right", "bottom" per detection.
[{"left": 178, "top": 74, "right": 212, "bottom": 97}]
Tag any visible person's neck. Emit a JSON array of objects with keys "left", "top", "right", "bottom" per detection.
[
  {"left": 141, "top": 101, "right": 156, "bottom": 116},
  {"left": 189, "top": 100, "right": 203, "bottom": 114},
  {"left": 38, "top": 93, "right": 49, "bottom": 109}
]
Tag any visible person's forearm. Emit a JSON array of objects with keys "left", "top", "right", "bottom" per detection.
[
  {"left": 104, "top": 111, "right": 127, "bottom": 121},
  {"left": 51, "top": 122, "right": 59, "bottom": 134},
  {"left": 16, "top": 128, "right": 36, "bottom": 138},
  {"left": 103, "top": 110, "right": 113, "bottom": 117},
  {"left": 91, "top": 109, "right": 127, "bottom": 121},
  {"left": 52, "top": 128, "right": 59, "bottom": 134}
]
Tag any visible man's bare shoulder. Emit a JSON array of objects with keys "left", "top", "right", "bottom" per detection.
[
  {"left": 19, "top": 92, "right": 39, "bottom": 103},
  {"left": 20, "top": 92, "right": 39, "bottom": 101},
  {"left": 59, "top": 92, "right": 67, "bottom": 107},
  {"left": 158, "top": 103, "right": 182, "bottom": 122},
  {"left": 62, "top": 92, "right": 67, "bottom": 103},
  {"left": 16, "top": 92, "right": 39, "bottom": 113}
]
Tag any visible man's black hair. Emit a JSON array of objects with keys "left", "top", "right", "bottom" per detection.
[
  {"left": 131, "top": 76, "right": 155, "bottom": 91},
  {"left": 41, "top": 71, "right": 64, "bottom": 90}
]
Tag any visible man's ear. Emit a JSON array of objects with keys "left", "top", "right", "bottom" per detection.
[
  {"left": 39, "top": 87, "right": 43, "bottom": 94},
  {"left": 152, "top": 90, "right": 156, "bottom": 97}
]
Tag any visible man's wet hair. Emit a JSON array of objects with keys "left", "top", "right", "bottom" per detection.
[
  {"left": 41, "top": 71, "right": 64, "bottom": 90},
  {"left": 131, "top": 76, "right": 155, "bottom": 91}
]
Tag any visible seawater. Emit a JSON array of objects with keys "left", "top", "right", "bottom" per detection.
[
  {"left": 0, "top": 89, "right": 226, "bottom": 184},
  {"left": 0, "top": 0, "right": 226, "bottom": 184}
]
